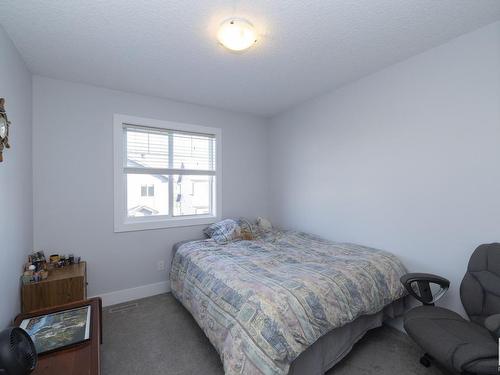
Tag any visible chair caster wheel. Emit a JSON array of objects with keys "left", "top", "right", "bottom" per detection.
[{"left": 419, "top": 355, "right": 431, "bottom": 368}]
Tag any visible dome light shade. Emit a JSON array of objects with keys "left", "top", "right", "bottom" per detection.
[{"left": 217, "top": 18, "right": 257, "bottom": 52}]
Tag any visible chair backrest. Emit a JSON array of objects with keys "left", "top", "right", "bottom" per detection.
[{"left": 460, "top": 243, "right": 500, "bottom": 325}]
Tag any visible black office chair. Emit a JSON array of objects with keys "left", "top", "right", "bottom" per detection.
[{"left": 401, "top": 243, "right": 500, "bottom": 375}]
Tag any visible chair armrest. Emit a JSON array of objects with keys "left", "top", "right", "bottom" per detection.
[
  {"left": 400, "top": 273, "right": 450, "bottom": 305},
  {"left": 484, "top": 314, "right": 500, "bottom": 338}
]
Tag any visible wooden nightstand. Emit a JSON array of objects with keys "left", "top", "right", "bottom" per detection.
[{"left": 21, "top": 262, "right": 87, "bottom": 313}]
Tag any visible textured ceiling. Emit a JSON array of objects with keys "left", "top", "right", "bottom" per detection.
[{"left": 1, "top": 1, "right": 500, "bottom": 116}]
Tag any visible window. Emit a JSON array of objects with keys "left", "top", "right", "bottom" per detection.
[
  {"left": 141, "top": 185, "right": 155, "bottom": 197},
  {"left": 114, "top": 114, "right": 221, "bottom": 232}
]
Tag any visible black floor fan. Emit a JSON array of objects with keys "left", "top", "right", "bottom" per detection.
[{"left": 0, "top": 327, "right": 37, "bottom": 375}]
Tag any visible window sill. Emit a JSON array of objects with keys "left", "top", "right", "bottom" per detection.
[{"left": 114, "top": 215, "right": 218, "bottom": 233}]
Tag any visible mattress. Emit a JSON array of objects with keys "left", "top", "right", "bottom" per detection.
[{"left": 170, "top": 230, "right": 407, "bottom": 375}]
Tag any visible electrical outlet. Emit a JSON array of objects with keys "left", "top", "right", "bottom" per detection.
[{"left": 157, "top": 260, "right": 165, "bottom": 271}]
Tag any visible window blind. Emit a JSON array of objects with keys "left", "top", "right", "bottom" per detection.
[{"left": 124, "top": 124, "right": 216, "bottom": 175}]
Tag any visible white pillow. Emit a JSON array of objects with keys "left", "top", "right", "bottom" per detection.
[{"left": 256, "top": 217, "right": 272, "bottom": 232}]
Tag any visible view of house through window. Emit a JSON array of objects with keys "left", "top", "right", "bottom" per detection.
[{"left": 124, "top": 125, "right": 216, "bottom": 219}]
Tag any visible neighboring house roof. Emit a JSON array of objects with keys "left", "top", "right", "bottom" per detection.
[
  {"left": 128, "top": 205, "right": 159, "bottom": 216},
  {"left": 127, "top": 159, "right": 169, "bottom": 182}
]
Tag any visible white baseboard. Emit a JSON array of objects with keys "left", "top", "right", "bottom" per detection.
[{"left": 92, "top": 281, "right": 170, "bottom": 307}]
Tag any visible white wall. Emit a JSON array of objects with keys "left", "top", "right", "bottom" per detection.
[
  {"left": 0, "top": 26, "right": 33, "bottom": 327},
  {"left": 33, "top": 76, "right": 269, "bottom": 300},
  {"left": 269, "top": 21, "right": 500, "bottom": 315}
]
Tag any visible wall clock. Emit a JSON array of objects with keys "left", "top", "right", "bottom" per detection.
[{"left": 0, "top": 98, "right": 11, "bottom": 162}]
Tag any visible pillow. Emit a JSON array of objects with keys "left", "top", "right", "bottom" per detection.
[
  {"left": 256, "top": 217, "right": 272, "bottom": 232},
  {"left": 204, "top": 219, "right": 241, "bottom": 244}
]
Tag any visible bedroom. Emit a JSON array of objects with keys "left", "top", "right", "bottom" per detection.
[{"left": 0, "top": 1, "right": 499, "bottom": 374}]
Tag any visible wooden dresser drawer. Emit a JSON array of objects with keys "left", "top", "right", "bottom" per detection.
[{"left": 21, "top": 262, "right": 87, "bottom": 313}]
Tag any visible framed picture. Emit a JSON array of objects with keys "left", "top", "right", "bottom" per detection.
[{"left": 20, "top": 305, "right": 91, "bottom": 355}]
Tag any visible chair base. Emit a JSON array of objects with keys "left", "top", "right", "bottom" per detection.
[
  {"left": 419, "top": 353, "right": 433, "bottom": 368},
  {"left": 419, "top": 353, "right": 479, "bottom": 375}
]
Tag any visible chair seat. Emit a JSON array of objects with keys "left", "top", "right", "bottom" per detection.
[{"left": 404, "top": 306, "right": 498, "bottom": 374}]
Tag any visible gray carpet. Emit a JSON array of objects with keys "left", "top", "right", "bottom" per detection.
[{"left": 102, "top": 294, "right": 448, "bottom": 375}]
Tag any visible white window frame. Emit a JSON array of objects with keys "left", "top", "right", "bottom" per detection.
[{"left": 113, "top": 114, "right": 222, "bottom": 232}]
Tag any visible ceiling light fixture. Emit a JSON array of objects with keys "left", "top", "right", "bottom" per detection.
[{"left": 217, "top": 18, "right": 257, "bottom": 52}]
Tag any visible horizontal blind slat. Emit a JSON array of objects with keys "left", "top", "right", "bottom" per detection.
[
  {"left": 124, "top": 167, "right": 216, "bottom": 176},
  {"left": 124, "top": 125, "right": 216, "bottom": 172},
  {"left": 123, "top": 124, "right": 216, "bottom": 138}
]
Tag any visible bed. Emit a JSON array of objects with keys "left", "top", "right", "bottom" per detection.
[{"left": 170, "top": 229, "right": 407, "bottom": 375}]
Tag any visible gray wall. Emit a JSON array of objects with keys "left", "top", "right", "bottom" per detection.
[
  {"left": 0, "top": 26, "right": 33, "bottom": 327},
  {"left": 33, "top": 76, "right": 270, "bottom": 297},
  {"left": 269, "top": 21, "right": 500, "bottom": 315}
]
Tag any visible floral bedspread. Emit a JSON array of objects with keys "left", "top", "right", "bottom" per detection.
[{"left": 170, "top": 230, "right": 407, "bottom": 375}]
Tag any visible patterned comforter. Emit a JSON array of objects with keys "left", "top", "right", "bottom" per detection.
[{"left": 170, "top": 230, "right": 407, "bottom": 375}]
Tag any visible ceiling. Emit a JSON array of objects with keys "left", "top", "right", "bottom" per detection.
[{"left": 1, "top": 1, "right": 500, "bottom": 117}]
